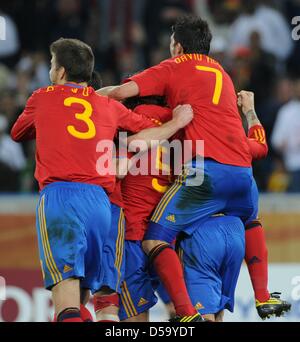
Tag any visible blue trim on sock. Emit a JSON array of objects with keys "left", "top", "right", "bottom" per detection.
[{"left": 57, "top": 309, "right": 81, "bottom": 322}]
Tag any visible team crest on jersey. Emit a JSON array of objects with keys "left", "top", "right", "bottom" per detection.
[{"left": 166, "top": 214, "right": 176, "bottom": 223}]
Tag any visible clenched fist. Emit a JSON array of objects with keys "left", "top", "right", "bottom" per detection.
[
  {"left": 237, "top": 91, "right": 255, "bottom": 115},
  {"left": 172, "top": 104, "right": 194, "bottom": 129}
]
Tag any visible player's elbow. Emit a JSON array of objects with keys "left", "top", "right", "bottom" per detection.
[
  {"left": 10, "top": 127, "right": 20, "bottom": 142},
  {"left": 253, "top": 144, "right": 269, "bottom": 160},
  {"left": 262, "top": 144, "right": 269, "bottom": 158},
  {"left": 10, "top": 126, "right": 35, "bottom": 142},
  {"left": 259, "top": 142, "right": 269, "bottom": 159},
  {"left": 109, "top": 86, "right": 127, "bottom": 101}
]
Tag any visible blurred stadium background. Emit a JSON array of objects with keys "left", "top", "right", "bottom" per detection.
[{"left": 0, "top": 0, "right": 300, "bottom": 322}]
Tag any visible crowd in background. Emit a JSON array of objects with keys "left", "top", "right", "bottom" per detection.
[{"left": 0, "top": 0, "right": 300, "bottom": 193}]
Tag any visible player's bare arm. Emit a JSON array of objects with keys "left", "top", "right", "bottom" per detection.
[
  {"left": 116, "top": 105, "right": 194, "bottom": 179},
  {"left": 238, "top": 90, "right": 268, "bottom": 159},
  {"left": 97, "top": 81, "right": 139, "bottom": 100},
  {"left": 238, "top": 90, "right": 261, "bottom": 129},
  {"left": 97, "top": 86, "right": 119, "bottom": 96},
  {"left": 116, "top": 104, "right": 193, "bottom": 178},
  {"left": 127, "top": 104, "right": 193, "bottom": 151}
]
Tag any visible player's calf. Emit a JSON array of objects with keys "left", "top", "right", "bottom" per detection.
[
  {"left": 79, "top": 290, "right": 94, "bottom": 322},
  {"left": 244, "top": 221, "right": 270, "bottom": 302},
  {"left": 244, "top": 221, "right": 292, "bottom": 319},
  {"left": 52, "top": 278, "right": 83, "bottom": 322},
  {"left": 143, "top": 241, "right": 200, "bottom": 319}
]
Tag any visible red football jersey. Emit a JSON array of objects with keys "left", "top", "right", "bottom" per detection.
[
  {"left": 11, "top": 85, "right": 158, "bottom": 193},
  {"left": 121, "top": 104, "right": 173, "bottom": 240},
  {"left": 128, "top": 54, "right": 252, "bottom": 167},
  {"left": 247, "top": 124, "right": 268, "bottom": 160}
]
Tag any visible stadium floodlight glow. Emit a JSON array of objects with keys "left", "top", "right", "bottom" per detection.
[
  {"left": 0, "top": 276, "right": 6, "bottom": 301},
  {"left": 0, "top": 16, "right": 6, "bottom": 41},
  {"left": 292, "top": 16, "right": 300, "bottom": 41}
]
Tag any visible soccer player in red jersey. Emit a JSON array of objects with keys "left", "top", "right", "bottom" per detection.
[
  {"left": 10, "top": 38, "right": 193, "bottom": 322},
  {"left": 87, "top": 75, "right": 179, "bottom": 322},
  {"left": 118, "top": 96, "right": 174, "bottom": 322},
  {"left": 98, "top": 16, "right": 289, "bottom": 321},
  {"left": 74, "top": 71, "right": 126, "bottom": 323},
  {"left": 178, "top": 91, "right": 290, "bottom": 321},
  {"left": 79, "top": 78, "right": 193, "bottom": 323},
  {"left": 238, "top": 91, "right": 291, "bottom": 319}
]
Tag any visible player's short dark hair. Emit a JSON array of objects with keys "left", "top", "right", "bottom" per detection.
[
  {"left": 88, "top": 71, "right": 103, "bottom": 89},
  {"left": 172, "top": 15, "right": 212, "bottom": 55},
  {"left": 50, "top": 38, "right": 95, "bottom": 83},
  {"left": 123, "top": 95, "right": 167, "bottom": 110}
]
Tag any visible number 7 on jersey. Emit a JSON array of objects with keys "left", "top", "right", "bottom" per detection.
[{"left": 196, "top": 66, "right": 223, "bottom": 105}]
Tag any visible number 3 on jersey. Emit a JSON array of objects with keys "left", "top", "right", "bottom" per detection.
[
  {"left": 64, "top": 97, "right": 96, "bottom": 139},
  {"left": 196, "top": 66, "right": 223, "bottom": 105}
]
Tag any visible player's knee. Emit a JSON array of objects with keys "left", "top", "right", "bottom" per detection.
[{"left": 96, "top": 286, "right": 115, "bottom": 296}]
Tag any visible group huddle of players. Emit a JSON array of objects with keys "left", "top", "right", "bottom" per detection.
[{"left": 11, "top": 15, "right": 291, "bottom": 322}]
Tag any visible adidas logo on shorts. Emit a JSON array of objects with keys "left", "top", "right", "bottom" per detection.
[
  {"left": 166, "top": 214, "right": 176, "bottom": 223},
  {"left": 138, "top": 298, "right": 149, "bottom": 307},
  {"left": 63, "top": 265, "right": 73, "bottom": 273}
]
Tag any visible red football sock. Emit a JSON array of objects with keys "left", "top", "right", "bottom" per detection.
[
  {"left": 245, "top": 224, "right": 270, "bottom": 302},
  {"left": 152, "top": 246, "right": 197, "bottom": 316},
  {"left": 80, "top": 304, "right": 93, "bottom": 322}
]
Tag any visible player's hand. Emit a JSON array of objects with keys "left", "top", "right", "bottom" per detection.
[
  {"left": 173, "top": 104, "right": 194, "bottom": 128},
  {"left": 237, "top": 91, "right": 255, "bottom": 115}
]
